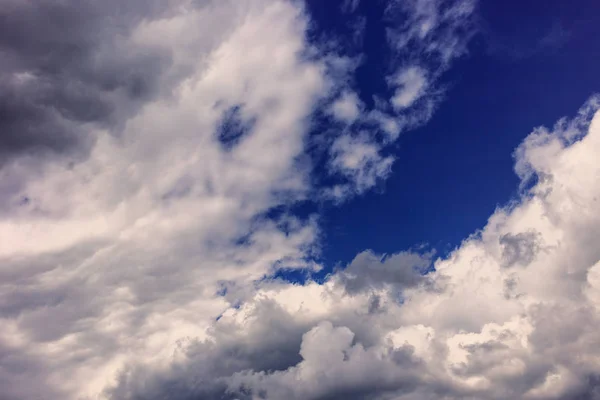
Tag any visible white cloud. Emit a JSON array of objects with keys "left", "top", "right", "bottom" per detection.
[
  {"left": 103, "top": 97, "right": 600, "bottom": 400},
  {"left": 391, "top": 66, "right": 428, "bottom": 110},
  {"left": 329, "top": 91, "right": 363, "bottom": 124},
  {"left": 328, "top": 134, "right": 394, "bottom": 198},
  {"left": 0, "top": 1, "right": 329, "bottom": 398},
  {"left": 228, "top": 320, "right": 424, "bottom": 400}
]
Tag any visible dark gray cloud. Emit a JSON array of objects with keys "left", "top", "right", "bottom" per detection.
[
  {"left": 337, "top": 249, "right": 433, "bottom": 294},
  {"left": 0, "top": 0, "right": 173, "bottom": 164},
  {"left": 225, "top": 320, "right": 428, "bottom": 400},
  {"left": 499, "top": 231, "right": 541, "bottom": 268},
  {"left": 0, "top": 341, "right": 68, "bottom": 400},
  {"left": 568, "top": 375, "right": 600, "bottom": 400},
  {"left": 104, "top": 299, "right": 308, "bottom": 400}
]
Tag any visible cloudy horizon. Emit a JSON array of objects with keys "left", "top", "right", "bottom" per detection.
[{"left": 1, "top": 0, "right": 600, "bottom": 399}]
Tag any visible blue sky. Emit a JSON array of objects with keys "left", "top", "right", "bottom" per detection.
[
  {"left": 2, "top": 1, "right": 600, "bottom": 399},
  {"left": 308, "top": 0, "right": 600, "bottom": 267}
]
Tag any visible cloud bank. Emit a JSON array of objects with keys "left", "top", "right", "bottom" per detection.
[
  {"left": 1, "top": 0, "right": 599, "bottom": 399},
  {"left": 106, "top": 97, "right": 600, "bottom": 400}
]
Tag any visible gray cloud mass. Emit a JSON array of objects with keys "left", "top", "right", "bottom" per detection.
[{"left": 0, "top": 0, "right": 174, "bottom": 163}]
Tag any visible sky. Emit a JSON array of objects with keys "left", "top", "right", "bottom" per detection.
[{"left": 0, "top": 1, "right": 600, "bottom": 400}]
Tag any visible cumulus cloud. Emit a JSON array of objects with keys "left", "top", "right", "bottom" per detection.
[
  {"left": 337, "top": 250, "right": 434, "bottom": 295},
  {"left": 3, "top": 0, "right": 599, "bottom": 399},
  {"left": 499, "top": 231, "right": 541, "bottom": 269},
  {"left": 229, "top": 320, "right": 425, "bottom": 400},
  {"left": 104, "top": 97, "right": 600, "bottom": 400},
  {"left": 386, "top": 0, "right": 476, "bottom": 67}
]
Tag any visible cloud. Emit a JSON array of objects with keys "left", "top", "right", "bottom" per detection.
[
  {"left": 228, "top": 320, "right": 424, "bottom": 400},
  {"left": 390, "top": 66, "right": 428, "bottom": 110},
  {"left": 325, "top": 0, "right": 477, "bottom": 198},
  {"left": 329, "top": 91, "right": 363, "bottom": 124},
  {"left": 336, "top": 250, "right": 434, "bottom": 295},
  {"left": 499, "top": 231, "right": 541, "bottom": 268},
  {"left": 4, "top": 0, "right": 600, "bottom": 399},
  {"left": 341, "top": 0, "right": 361, "bottom": 14},
  {"left": 0, "top": 0, "right": 330, "bottom": 398},
  {"left": 103, "top": 97, "right": 600, "bottom": 400},
  {"left": 0, "top": 0, "right": 178, "bottom": 165},
  {"left": 327, "top": 133, "right": 394, "bottom": 198}
]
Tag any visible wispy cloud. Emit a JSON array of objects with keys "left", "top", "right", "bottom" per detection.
[
  {"left": 485, "top": 20, "right": 571, "bottom": 61},
  {"left": 325, "top": 0, "right": 477, "bottom": 199}
]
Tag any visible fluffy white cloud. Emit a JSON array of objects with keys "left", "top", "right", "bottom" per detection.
[
  {"left": 0, "top": 1, "right": 328, "bottom": 398},
  {"left": 105, "top": 97, "right": 600, "bottom": 400}
]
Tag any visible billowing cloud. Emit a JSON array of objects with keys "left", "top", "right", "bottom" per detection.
[
  {"left": 2, "top": 0, "right": 599, "bottom": 399},
  {"left": 337, "top": 249, "right": 434, "bottom": 294},
  {"left": 1, "top": 0, "right": 328, "bottom": 398},
  {"left": 105, "top": 97, "right": 600, "bottom": 400}
]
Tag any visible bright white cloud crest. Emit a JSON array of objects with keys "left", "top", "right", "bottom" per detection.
[{"left": 0, "top": 0, "right": 599, "bottom": 399}]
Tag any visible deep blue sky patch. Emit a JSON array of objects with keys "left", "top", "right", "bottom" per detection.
[{"left": 303, "top": 0, "right": 600, "bottom": 267}]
